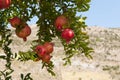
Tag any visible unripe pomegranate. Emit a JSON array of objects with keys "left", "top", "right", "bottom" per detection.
[
  {"left": 61, "top": 28, "right": 74, "bottom": 43},
  {"left": 15, "top": 24, "right": 31, "bottom": 41},
  {"left": 8, "top": 17, "right": 21, "bottom": 28},
  {"left": 55, "top": 15, "right": 68, "bottom": 31},
  {"left": 35, "top": 45, "right": 47, "bottom": 58},
  {"left": 43, "top": 42, "right": 54, "bottom": 54},
  {"left": 0, "top": 0, "right": 11, "bottom": 9},
  {"left": 42, "top": 54, "right": 51, "bottom": 63}
]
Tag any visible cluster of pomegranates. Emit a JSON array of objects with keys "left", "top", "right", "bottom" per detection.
[
  {"left": 35, "top": 42, "right": 54, "bottom": 63},
  {"left": 0, "top": 0, "right": 11, "bottom": 9},
  {"left": 8, "top": 16, "right": 31, "bottom": 41},
  {"left": 55, "top": 15, "right": 74, "bottom": 43},
  {"left": 8, "top": 15, "right": 74, "bottom": 63}
]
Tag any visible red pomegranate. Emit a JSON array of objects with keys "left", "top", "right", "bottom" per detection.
[
  {"left": 42, "top": 54, "right": 51, "bottom": 63},
  {"left": 0, "top": 0, "right": 11, "bottom": 9},
  {"left": 61, "top": 28, "right": 74, "bottom": 43},
  {"left": 8, "top": 17, "right": 21, "bottom": 28},
  {"left": 15, "top": 24, "right": 31, "bottom": 41},
  {"left": 43, "top": 42, "right": 54, "bottom": 54},
  {"left": 35, "top": 45, "right": 47, "bottom": 58},
  {"left": 55, "top": 15, "right": 68, "bottom": 31}
]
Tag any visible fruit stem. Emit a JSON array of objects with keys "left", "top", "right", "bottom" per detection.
[
  {"left": 8, "top": 19, "right": 11, "bottom": 22},
  {"left": 23, "top": 37, "right": 27, "bottom": 41},
  {"left": 66, "top": 40, "right": 70, "bottom": 44}
]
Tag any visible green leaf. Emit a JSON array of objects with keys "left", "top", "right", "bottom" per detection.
[
  {"left": 47, "top": 69, "right": 56, "bottom": 76},
  {"left": 0, "top": 55, "right": 6, "bottom": 59},
  {"left": 21, "top": 74, "right": 24, "bottom": 80}
]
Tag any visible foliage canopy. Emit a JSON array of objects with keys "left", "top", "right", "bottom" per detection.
[{"left": 0, "top": 0, "right": 93, "bottom": 79}]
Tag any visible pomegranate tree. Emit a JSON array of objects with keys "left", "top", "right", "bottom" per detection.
[{"left": 0, "top": 0, "right": 92, "bottom": 79}]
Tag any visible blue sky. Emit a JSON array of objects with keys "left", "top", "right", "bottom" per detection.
[
  {"left": 29, "top": 0, "right": 120, "bottom": 28},
  {"left": 80, "top": 0, "right": 120, "bottom": 28}
]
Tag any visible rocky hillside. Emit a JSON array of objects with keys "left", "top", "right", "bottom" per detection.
[{"left": 0, "top": 25, "right": 120, "bottom": 80}]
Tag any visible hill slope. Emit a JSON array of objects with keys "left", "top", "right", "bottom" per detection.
[{"left": 0, "top": 25, "right": 120, "bottom": 80}]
